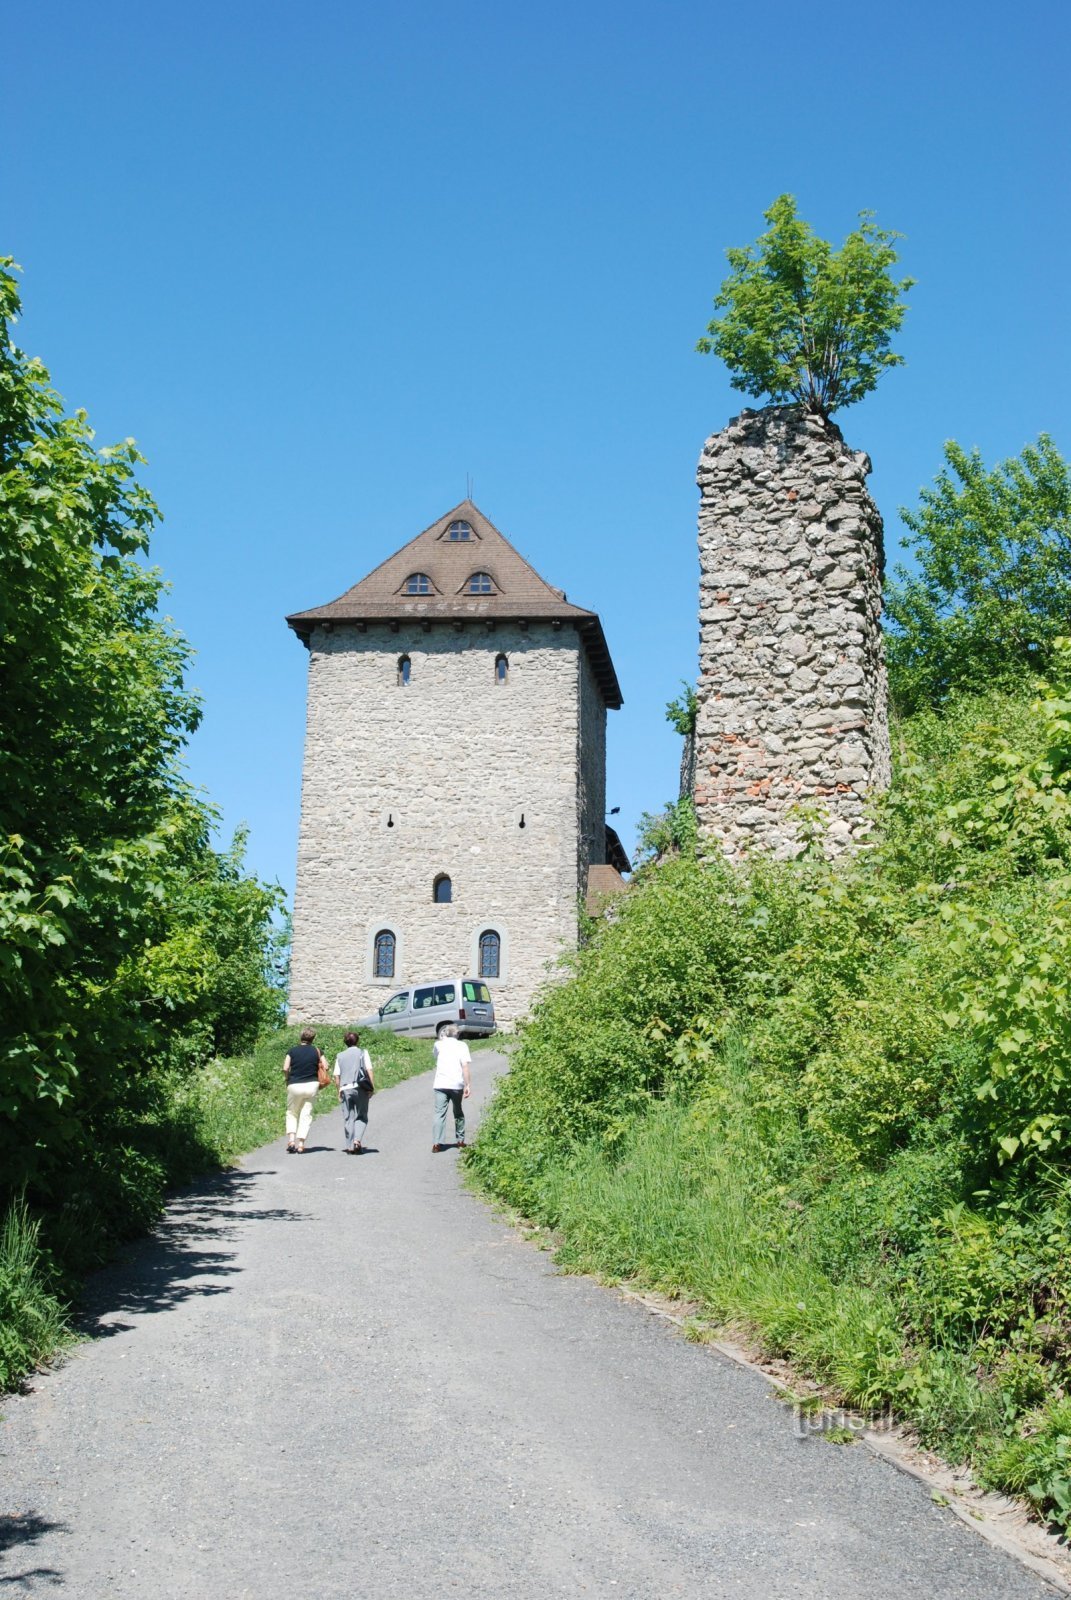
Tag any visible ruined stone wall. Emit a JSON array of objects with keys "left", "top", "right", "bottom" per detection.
[
  {"left": 288, "top": 621, "right": 586, "bottom": 1027},
  {"left": 694, "top": 405, "right": 890, "bottom": 858}
]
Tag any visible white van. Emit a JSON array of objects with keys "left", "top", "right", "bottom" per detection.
[{"left": 357, "top": 977, "right": 496, "bottom": 1039}]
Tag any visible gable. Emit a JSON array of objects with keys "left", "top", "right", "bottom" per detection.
[{"left": 286, "top": 498, "right": 623, "bottom": 708}]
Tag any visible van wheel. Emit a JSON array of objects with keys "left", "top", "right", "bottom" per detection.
[{"left": 436, "top": 1023, "right": 451, "bottom": 1037}]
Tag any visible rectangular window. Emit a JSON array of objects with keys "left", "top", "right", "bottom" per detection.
[
  {"left": 413, "top": 987, "right": 436, "bottom": 1009},
  {"left": 463, "top": 981, "right": 492, "bottom": 1003},
  {"left": 432, "top": 985, "right": 456, "bottom": 1005}
]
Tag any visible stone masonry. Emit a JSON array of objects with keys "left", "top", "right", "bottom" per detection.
[
  {"left": 694, "top": 405, "right": 891, "bottom": 858},
  {"left": 286, "top": 501, "right": 622, "bottom": 1027}
]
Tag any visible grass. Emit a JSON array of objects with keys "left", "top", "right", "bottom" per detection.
[
  {"left": 468, "top": 1047, "right": 1010, "bottom": 1470},
  {"left": 169, "top": 1024, "right": 435, "bottom": 1165},
  {"left": 0, "top": 1201, "right": 72, "bottom": 1390},
  {"left": 0, "top": 1023, "right": 436, "bottom": 1393}
]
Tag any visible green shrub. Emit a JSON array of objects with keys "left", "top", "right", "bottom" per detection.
[
  {"left": 0, "top": 1201, "right": 70, "bottom": 1390},
  {"left": 468, "top": 661, "right": 1071, "bottom": 1530},
  {"left": 981, "top": 1396, "right": 1071, "bottom": 1528}
]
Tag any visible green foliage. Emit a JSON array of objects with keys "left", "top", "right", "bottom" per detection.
[
  {"left": 885, "top": 435, "right": 1071, "bottom": 712},
  {"left": 0, "top": 1026, "right": 434, "bottom": 1387},
  {"left": 696, "top": 195, "right": 913, "bottom": 416},
  {"left": 0, "top": 261, "right": 285, "bottom": 1270},
  {"left": 982, "top": 1396, "right": 1071, "bottom": 1529},
  {"left": 165, "top": 1024, "right": 433, "bottom": 1183},
  {"left": 469, "top": 656, "right": 1071, "bottom": 1529},
  {"left": 664, "top": 681, "right": 697, "bottom": 736},
  {"left": 0, "top": 1201, "right": 71, "bottom": 1390},
  {"left": 634, "top": 795, "right": 698, "bottom": 865}
]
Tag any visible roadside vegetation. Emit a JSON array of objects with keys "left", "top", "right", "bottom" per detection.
[
  {"left": 469, "top": 424, "right": 1071, "bottom": 1531},
  {"left": 0, "top": 258, "right": 435, "bottom": 1390},
  {"left": 0, "top": 1024, "right": 433, "bottom": 1390}
]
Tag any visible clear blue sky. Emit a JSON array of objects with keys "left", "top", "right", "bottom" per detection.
[{"left": 7, "top": 0, "right": 1069, "bottom": 896}]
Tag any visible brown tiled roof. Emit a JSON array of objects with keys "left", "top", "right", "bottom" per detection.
[
  {"left": 286, "top": 500, "right": 622, "bottom": 708},
  {"left": 585, "top": 864, "right": 629, "bottom": 916}
]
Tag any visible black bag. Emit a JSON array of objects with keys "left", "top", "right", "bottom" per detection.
[{"left": 355, "top": 1050, "right": 374, "bottom": 1095}]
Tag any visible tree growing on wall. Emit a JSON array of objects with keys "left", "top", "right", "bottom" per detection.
[
  {"left": 885, "top": 434, "right": 1071, "bottom": 712},
  {"left": 697, "top": 194, "right": 914, "bottom": 417}
]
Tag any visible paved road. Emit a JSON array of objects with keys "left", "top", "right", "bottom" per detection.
[{"left": 0, "top": 1053, "right": 1056, "bottom": 1598}]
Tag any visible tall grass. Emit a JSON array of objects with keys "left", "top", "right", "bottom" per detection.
[
  {"left": 525, "top": 1065, "right": 1003, "bottom": 1453},
  {"left": 0, "top": 1202, "right": 72, "bottom": 1390}
]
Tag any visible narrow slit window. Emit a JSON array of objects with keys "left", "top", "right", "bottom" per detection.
[
  {"left": 433, "top": 874, "right": 452, "bottom": 904},
  {"left": 495, "top": 653, "right": 508, "bottom": 684},
  {"left": 398, "top": 654, "right": 411, "bottom": 685},
  {"left": 479, "top": 929, "right": 501, "bottom": 979},
  {"left": 373, "top": 929, "right": 396, "bottom": 979},
  {"left": 467, "top": 572, "right": 493, "bottom": 595}
]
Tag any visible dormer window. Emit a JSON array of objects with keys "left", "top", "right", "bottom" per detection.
[
  {"left": 447, "top": 520, "right": 474, "bottom": 541},
  {"left": 467, "top": 572, "right": 493, "bottom": 595},
  {"left": 404, "top": 573, "right": 431, "bottom": 595}
]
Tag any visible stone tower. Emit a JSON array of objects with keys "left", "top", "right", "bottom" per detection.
[
  {"left": 694, "top": 406, "right": 890, "bottom": 858},
  {"left": 286, "top": 501, "right": 624, "bottom": 1026}
]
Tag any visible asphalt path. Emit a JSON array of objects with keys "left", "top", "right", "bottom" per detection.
[{"left": 0, "top": 1051, "right": 1057, "bottom": 1598}]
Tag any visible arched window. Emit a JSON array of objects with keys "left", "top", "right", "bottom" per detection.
[
  {"left": 447, "top": 520, "right": 473, "bottom": 541},
  {"left": 397, "top": 654, "right": 411, "bottom": 685},
  {"left": 478, "top": 929, "right": 501, "bottom": 979},
  {"left": 373, "top": 929, "right": 396, "bottom": 979},
  {"left": 467, "top": 571, "right": 493, "bottom": 594},
  {"left": 433, "top": 874, "right": 452, "bottom": 904},
  {"left": 405, "top": 573, "right": 431, "bottom": 594},
  {"left": 495, "top": 653, "right": 509, "bottom": 684}
]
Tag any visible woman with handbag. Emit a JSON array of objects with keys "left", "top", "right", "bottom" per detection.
[
  {"left": 282, "top": 1027, "right": 329, "bottom": 1153},
  {"left": 333, "top": 1030, "right": 375, "bottom": 1154}
]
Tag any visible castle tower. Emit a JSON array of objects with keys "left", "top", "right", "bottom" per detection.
[
  {"left": 694, "top": 407, "right": 891, "bottom": 858},
  {"left": 286, "top": 501, "right": 624, "bottom": 1026}
]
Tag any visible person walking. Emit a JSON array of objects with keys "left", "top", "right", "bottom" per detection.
[
  {"left": 431, "top": 1023, "right": 471, "bottom": 1152},
  {"left": 282, "top": 1027, "right": 326, "bottom": 1154},
  {"left": 334, "top": 1030, "right": 375, "bottom": 1154}
]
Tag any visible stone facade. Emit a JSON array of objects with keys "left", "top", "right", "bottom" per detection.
[
  {"left": 694, "top": 405, "right": 890, "bottom": 858},
  {"left": 286, "top": 502, "right": 622, "bottom": 1027}
]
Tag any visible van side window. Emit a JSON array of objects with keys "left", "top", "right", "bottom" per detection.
[
  {"left": 381, "top": 990, "right": 407, "bottom": 1015},
  {"left": 433, "top": 985, "right": 456, "bottom": 1005}
]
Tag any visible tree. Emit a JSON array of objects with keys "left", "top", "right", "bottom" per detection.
[
  {"left": 697, "top": 194, "right": 913, "bottom": 417},
  {"left": 0, "top": 257, "right": 282, "bottom": 1210},
  {"left": 884, "top": 435, "right": 1071, "bottom": 712},
  {"left": 664, "top": 681, "right": 697, "bottom": 736}
]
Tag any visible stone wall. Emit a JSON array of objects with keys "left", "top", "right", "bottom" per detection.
[
  {"left": 694, "top": 405, "right": 890, "bottom": 858},
  {"left": 288, "top": 621, "right": 590, "bottom": 1026}
]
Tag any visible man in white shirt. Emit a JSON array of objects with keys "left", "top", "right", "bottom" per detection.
[{"left": 431, "top": 1023, "right": 472, "bottom": 1152}]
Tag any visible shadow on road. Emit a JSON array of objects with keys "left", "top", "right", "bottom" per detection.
[
  {"left": 0, "top": 1512, "right": 68, "bottom": 1590},
  {"left": 76, "top": 1168, "right": 306, "bottom": 1338}
]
